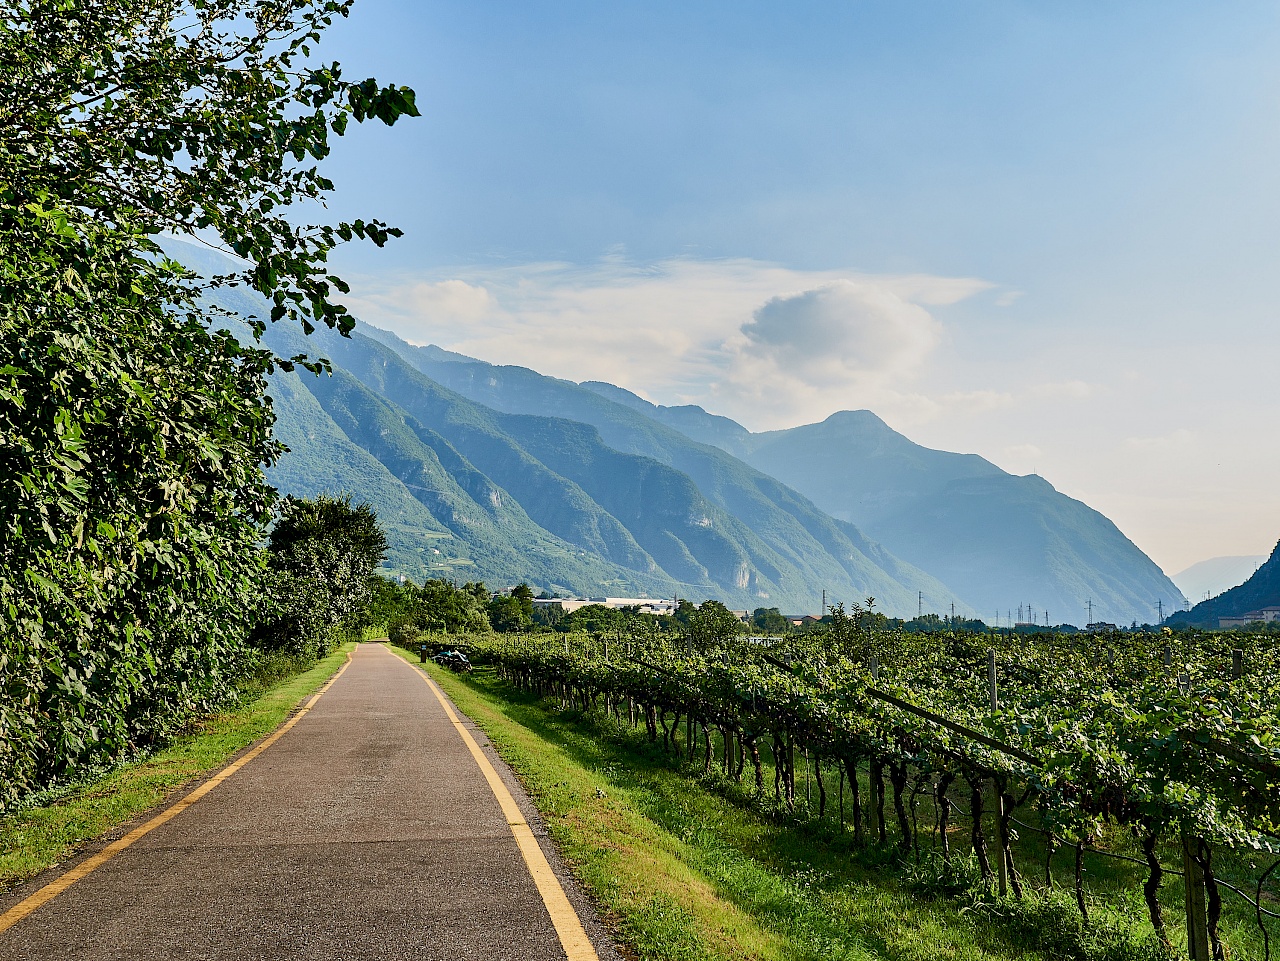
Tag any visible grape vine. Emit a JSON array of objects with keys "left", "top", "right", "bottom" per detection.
[{"left": 427, "top": 619, "right": 1280, "bottom": 958}]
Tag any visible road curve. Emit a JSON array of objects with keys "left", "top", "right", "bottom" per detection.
[{"left": 0, "top": 643, "right": 619, "bottom": 961}]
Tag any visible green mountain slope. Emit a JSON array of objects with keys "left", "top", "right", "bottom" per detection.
[
  {"left": 257, "top": 325, "right": 676, "bottom": 595},
  {"left": 266, "top": 367, "right": 456, "bottom": 581},
  {"left": 273, "top": 322, "right": 959, "bottom": 614},
  {"left": 573, "top": 384, "right": 1186, "bottom": 626},
  {"left": 353, "top": 327, "right": 962, "bottom": 615},
  {"left": 1168, "top": 540, "right": 1280, "bottom": 627}
]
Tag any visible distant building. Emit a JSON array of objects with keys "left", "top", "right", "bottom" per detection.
[
  {"left": 1219, "top": 607, "right": 1280, "bottom": 628},
  {"left": 1086, "top": 622, "right": 1118, "bottom": 632},
  {"left": 532, "top": 597, "right": 676, "bottom": 616}
]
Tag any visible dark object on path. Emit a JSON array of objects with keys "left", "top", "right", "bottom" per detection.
[{"left": 434, "top": 650, "right": 473, "bottom": 673}]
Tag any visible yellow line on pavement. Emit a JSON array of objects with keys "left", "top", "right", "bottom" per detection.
[
  {"left": 0, "top": 648, "right": 355, "bottom": 935},
  {"left": 400, "top": 649, "right": 599, "bottom": 961}
]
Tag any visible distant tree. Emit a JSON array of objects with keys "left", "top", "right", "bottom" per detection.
[
  {"left": 687, "top": 600, "right": 743, "bottom": 649},
  {"left": 256, "top": 495, "right": 388, "bottom": 656},
  {"left": 365, "top": 576, "right": 419, "bottom": 634},
  {"left": 512, "top": 583, "right": 535, "bottom": 621},
  {"left": 388, "top": 580, "right": 491, "bottom": 641},
  {"left": 487, "top": 584, "right": 534, "bottom": 633},
  {"left": 533, "top": 601, "right": 566, "bottom": 629},
  {"left": 752, "top": 607, "right": 790, "bottom": 634},
  {"left": 560, "top": 604, "right": 624, "bottom": 635}
]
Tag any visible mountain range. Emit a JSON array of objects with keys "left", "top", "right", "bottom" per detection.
[
  {"left": 175, "top": 241, "right": 1185, "bottom": 622},
  {"left": 373, "top": 331, "right": 1184, "bottom": 624},
  {"left": 264, "top": 320, "right": 973, "bottom": 613}
]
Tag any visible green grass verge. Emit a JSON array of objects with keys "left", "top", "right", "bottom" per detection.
[
  {"left": 0, "top": 643, "right": 354, "bottom": 894},
  {"left": 395, "top": 647, "right": 1155, "bottom": 961}
]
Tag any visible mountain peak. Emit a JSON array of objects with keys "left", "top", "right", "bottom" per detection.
[{"left": 823, "top": 409, "right": 888, "bottom": 426}]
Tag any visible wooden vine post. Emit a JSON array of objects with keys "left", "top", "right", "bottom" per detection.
[
  {"left": 988, "top": 651, "right": 1007, "bottom": 897},
  {"left": 1181, "top": 830, "right": 1211, "bottom": 961}
]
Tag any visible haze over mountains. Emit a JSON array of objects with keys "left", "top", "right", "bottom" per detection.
[
  {"left": 578, "top": 386, "right": 1186, "bottom": 623},
  {"left": 179, "top": 242, "right": 1186, "bottom": 622},
  {"left": 380, "top": 332, "right": 1184, "bottom": 625},
  {"left": 262, "top": 320, "right": 962, "bottom": 614},
  {"left": 1172, "top": 555, "right": 1268, "bottom": 604}
]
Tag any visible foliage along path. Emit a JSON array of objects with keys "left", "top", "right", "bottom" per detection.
[{"left": 0, "top": 644, "right": 617, "bottom": 961}]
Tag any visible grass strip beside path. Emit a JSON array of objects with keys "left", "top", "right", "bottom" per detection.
[
  {"left": 0, "top": 643, "right": 354, "bottom": 894},
  {"left": 398, "top": 648, "right": 1067, "bottom": 961}
]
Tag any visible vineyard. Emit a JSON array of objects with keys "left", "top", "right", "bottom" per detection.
[{"left": 411, "top": 617, "right": 1280, "bottom": 960}]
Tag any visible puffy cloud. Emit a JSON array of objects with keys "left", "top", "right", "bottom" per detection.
[
  {"left": 738, "top": 281, "right": 941, "bottom": 385},
  {"left": 348, "top": 278, "right": 495, "bottom": 341}
]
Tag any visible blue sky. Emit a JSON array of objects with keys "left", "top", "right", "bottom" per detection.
[{"left": 310, "top": 1, "right": 1280, "bottom": 573}]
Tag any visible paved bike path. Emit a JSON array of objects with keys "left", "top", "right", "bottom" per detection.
[{"left": 0, "top": 643, "right": 618, "bottom": 961}]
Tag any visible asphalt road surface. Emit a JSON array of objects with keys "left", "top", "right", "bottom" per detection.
[{"left": 0, "top": 643, "right": 620, "bottom": 961}]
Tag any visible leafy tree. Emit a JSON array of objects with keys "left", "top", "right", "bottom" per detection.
[
  {"left": 752, "top": 607, "right": 790, "bottom": 634},
  {"left": 558, "top": 604, "right": 624, "bottom": 635},
  {"left": 388, "top": 580, "right": 491, "bottom": 643},
  {"left": 364, "top": 575, "right": 418, "bottom": 634},
  {"left": 512, "top": 583, "right": 535, "bottom": 620},
  {"left": 487, "top": 596, "right": 531, "bottom": 634},
  {"left": 532, "top": 601, "right": 567, "bottom": 630},
  {"left": 0, "top": 0, "right": 415, "bottom": 805},
  {"left": 255, "top": 495, "right": 387, "bottom": 655},
  {"left": 486, "top": 583, "right": 535, "bottom": 633},
  {"left": 672, "top": 598, "right": 697, "bottom": 626},
  {"left": 686, "top": 600, "right": 744, "bottom": 650},
  {"left": 3, "top": 0, "right": 417, "bottom": 338}
]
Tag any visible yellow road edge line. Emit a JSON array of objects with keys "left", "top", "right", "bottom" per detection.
[
  {"left": 398, "top": 648, "right": 599, "bottom": 961},
  {"left": 0, "top": 647, "right": 356, "bottom": 936}
]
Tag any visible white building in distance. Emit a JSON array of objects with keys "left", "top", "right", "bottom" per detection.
[{"left": 1219, "top": 607, "right": 1280, "bottom": 628}]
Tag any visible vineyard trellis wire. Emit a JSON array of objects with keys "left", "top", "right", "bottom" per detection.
[{"left": 413, "top": 617, "right": 1280, "bottom": 960}]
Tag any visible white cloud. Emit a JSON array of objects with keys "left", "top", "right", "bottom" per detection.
[
  {"left": 738, "top": 281, "right": 941, "bottom": 385},
  {"left": 937, "top": 389, "right": 1015, "bottom": 415},
  {"left": 340, "top": 257, "right": 993, "bottom": 429},
  {"left": 1031, "top": 379, "right": 1096, "bottom": 400},
  {"left": 401, "top": 279, "right": 493, "bottom": 325}
]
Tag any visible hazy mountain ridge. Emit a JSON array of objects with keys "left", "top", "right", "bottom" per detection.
[
  {"left": 1168, "top": 541, "right": 1280, "bottom": 627},
  {"left": 226, "top": 302, "right": 961, "bottom": 612},
  {"left": 176, "top": 238, "right": 1178, "bottom": 622},
  {"left": 371, "top": 331, "right": 961, "bottom": 614},
  {"left": 576, "top": 379, "right": 1187, "bottom": 625},
  {"left": 1172, "top": 555, "right": 1268, "bottom": 604}
]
